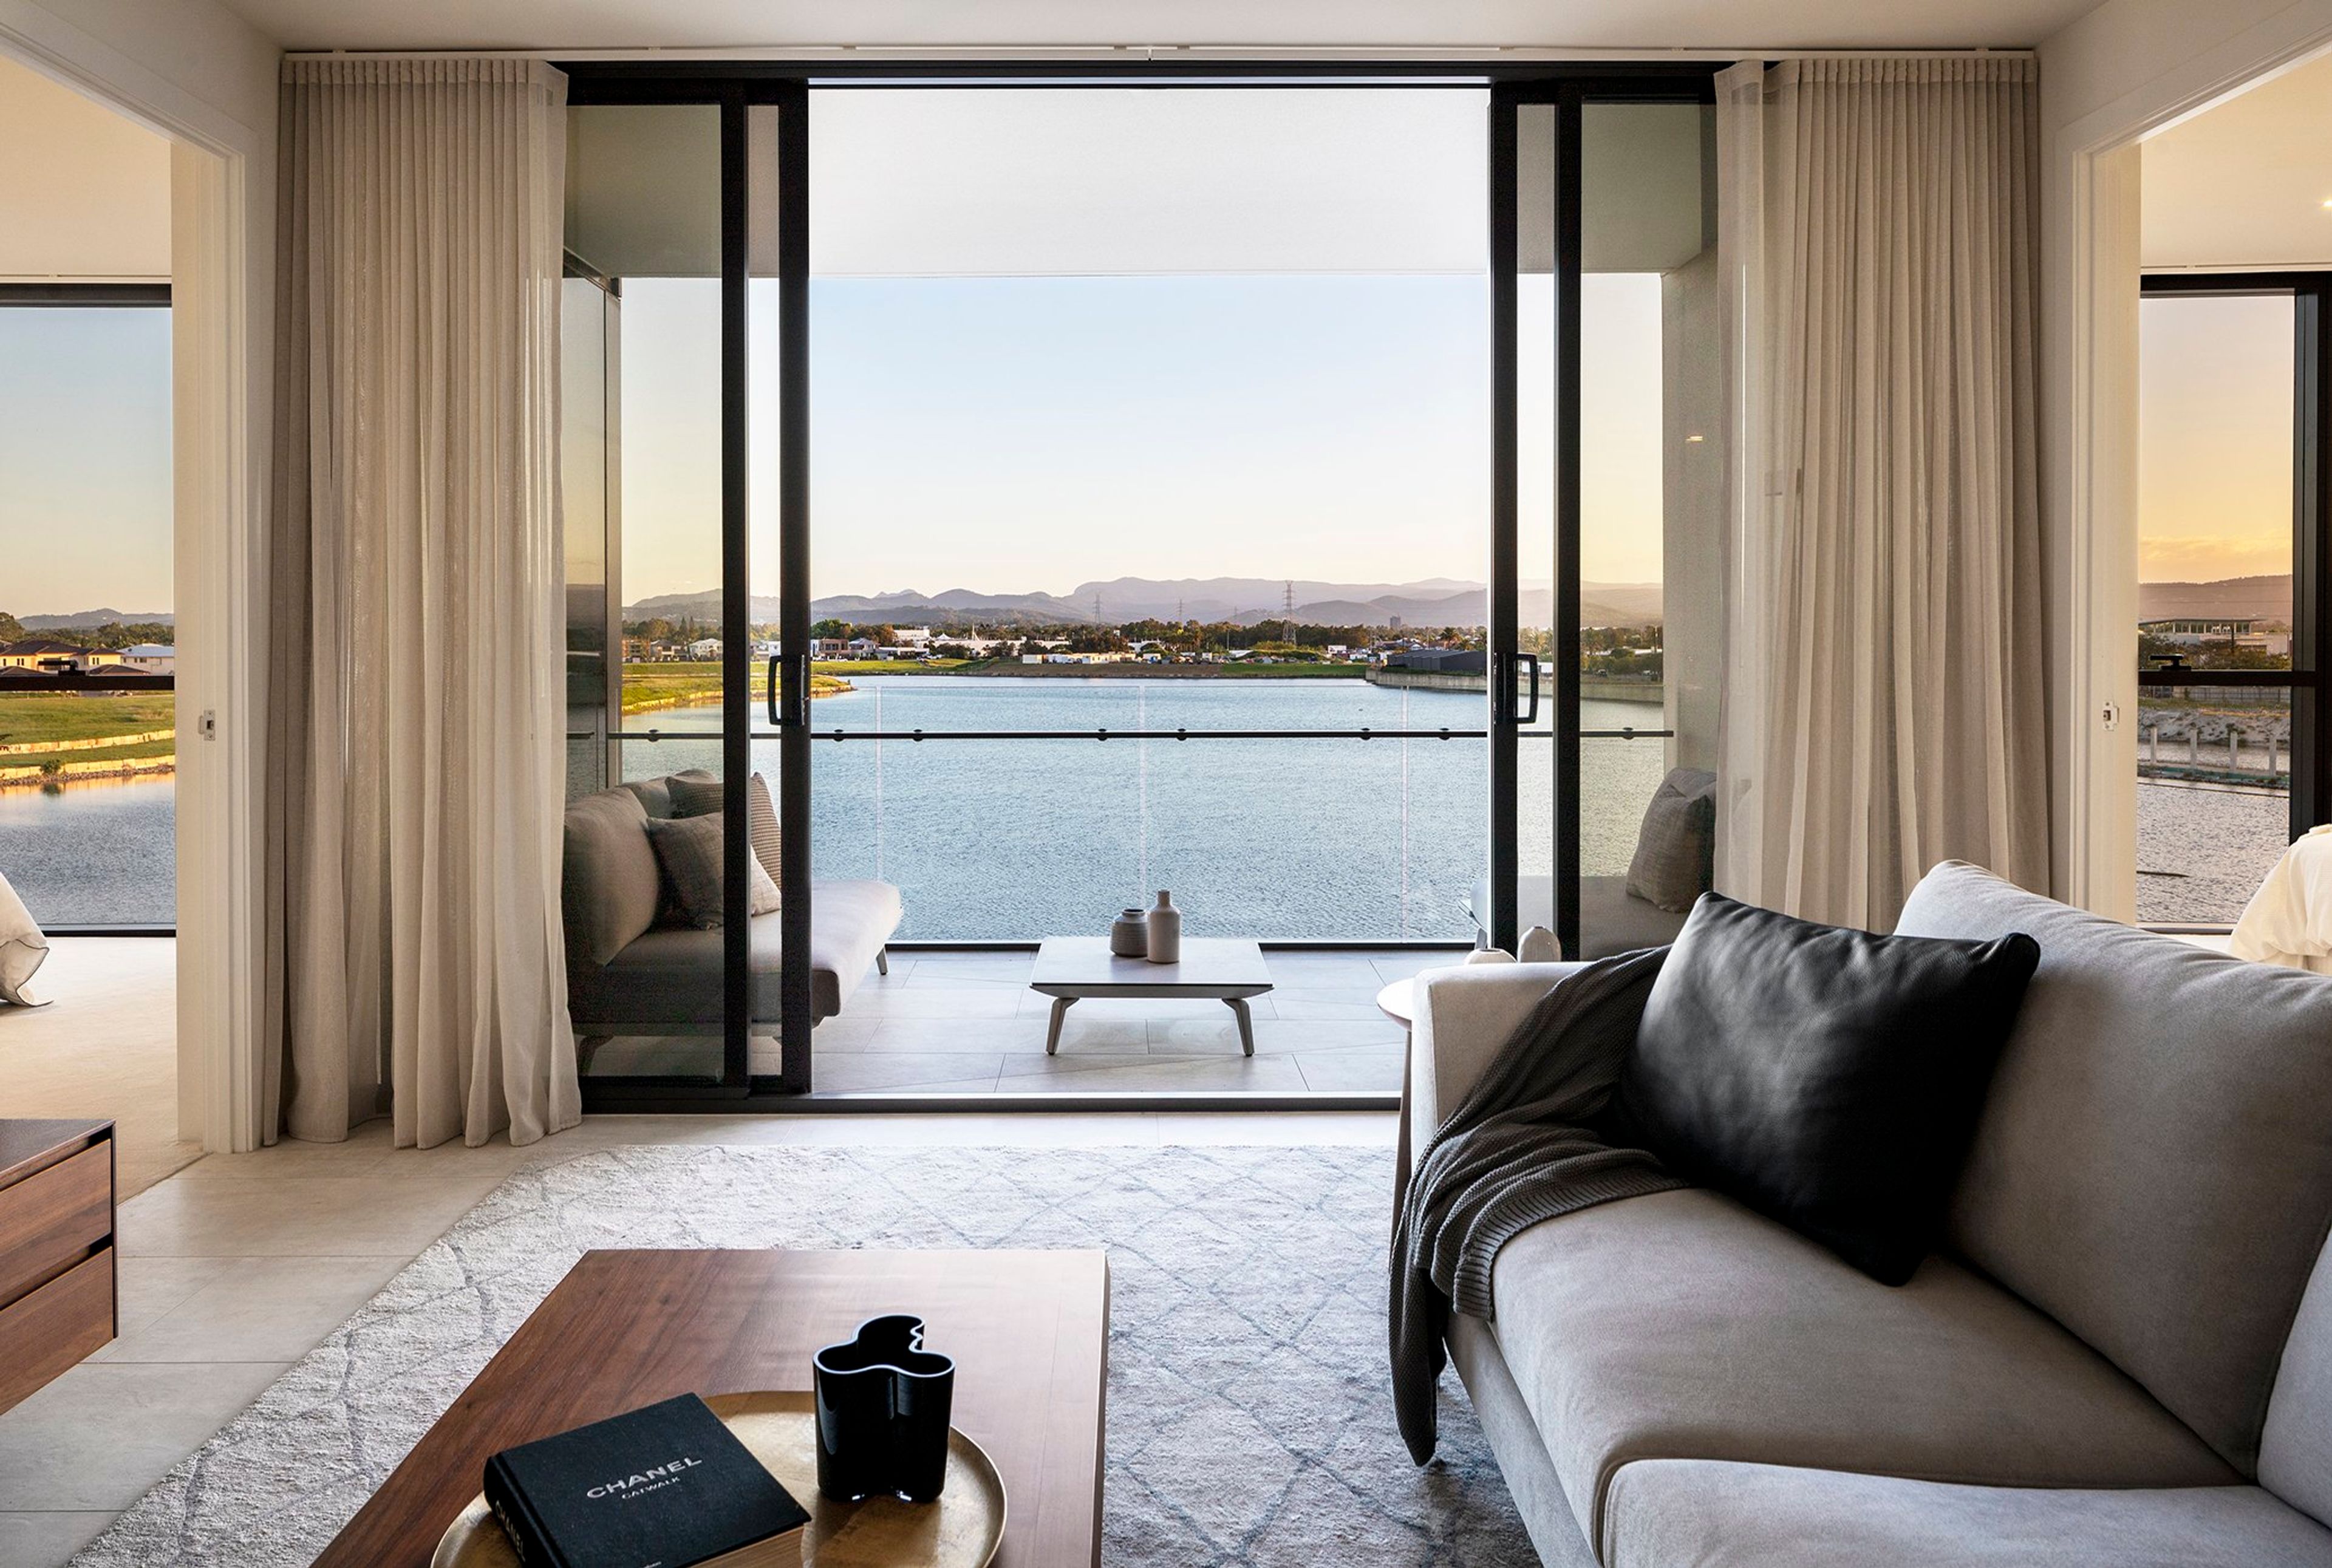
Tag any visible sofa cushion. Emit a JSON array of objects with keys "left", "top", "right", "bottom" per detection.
[
  {"left": 1897, "top": 860, "right": 2332, "bottom": 1474},
  {"left": 1625, "top": 767, "right": 1716, "bottom": 912},
  {"left": 1488, "top": 1187, "right": 2234, "bottom": 1559},
  {"left": 1618, "top": 893, "right": 2039, "bottom": 1284},
  {"left": 2263, "top": 1235, "right": 2332, "bottom": 1528},
  {"left": 1601, "top": 1461, "right": 2332, "bottom": 1568},
  {"left": 562, "top": 788, "right": 663, "bottom": 966}
]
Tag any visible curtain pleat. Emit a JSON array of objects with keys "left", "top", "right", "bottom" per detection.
[
  {"left": 264, "top": 56, "right": 579, "bottom": 1148},
  {"left": 1715, "top": 56, "right": 2048, "bottom": 930}
]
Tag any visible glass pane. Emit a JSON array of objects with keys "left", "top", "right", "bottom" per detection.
[
  {"left": 1517, "top": 100, "right": 1559, "bottom": 931},
  {"left": 0, "top": 302, "right": 175, "bottom": 927},
  {"left": 2138, "top": 295, "right": 2295, "bottom": 671},
  {"left": 2135, "top": 684, "right": 2292, "bottom": 924},
  {"left": 2136, "top": 293, "right": 2296, "bottom": 925},
  {"left": 810, "top": 87, "right": 1489, "bottom": 952},
  {"left": 563, "top": 103, "right": 733, "bottom": 1083},
  {"left": 1575, "top": 101, "right": 1717, "bottom": 957}
]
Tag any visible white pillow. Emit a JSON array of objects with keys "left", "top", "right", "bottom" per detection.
[{"left": 0, "top": 868, "right": 50, "bottom": 1006}]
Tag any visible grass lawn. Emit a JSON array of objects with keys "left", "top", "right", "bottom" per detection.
[
  {"left": 9, "top": 738, "right": 177, "bottom": 768},
  {"left": 621, "top": 663, "right": 852, "bottom": 715},
  {"left": 0, "top": 694, "right": 176, "bottom": 749}
]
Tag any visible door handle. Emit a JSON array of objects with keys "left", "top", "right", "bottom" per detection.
[
  {"left": 1517, "top": 653, "right": 1541, "bottom": 725},
  {"left": 767, "top": 655, "right": 782, "bottom": 728}
]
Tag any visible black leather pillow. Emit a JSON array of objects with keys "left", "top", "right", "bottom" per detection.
[{"left": 1617, "top": 893, "right": 2040, "bottom": 1285}]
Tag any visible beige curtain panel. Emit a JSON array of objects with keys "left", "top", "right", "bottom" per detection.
[
  {"left": 264, "top": 56, "right": 579, "bottom": 1148},
  {"left": 1714, "top": 56, "right": 2050, "bottom": 930}
]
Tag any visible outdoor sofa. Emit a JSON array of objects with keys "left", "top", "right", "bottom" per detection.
[
  {"left": 1410, "top": 860, "right": 2332, "bottom": 1566},
  {"left": 562, "top": 771, "right": 901, "bottom": 1037}
]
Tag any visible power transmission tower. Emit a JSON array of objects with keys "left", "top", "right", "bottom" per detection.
[
  {"left": 1283, "top": 580, "right": 1296, "bottom": 643},
  {"left": 1091, "top": 590, "right": 1103, "bottom": 625}
]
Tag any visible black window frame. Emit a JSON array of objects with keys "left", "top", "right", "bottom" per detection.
[
  {"left": 558, "top": 58, "right": 1720, "bottom": 1111},
  {"left": 0, "top": 281, "right": 176, "bottom": 938},
  {"left": 2136, "top": 271, "right": 2332, "bottom": 929}
]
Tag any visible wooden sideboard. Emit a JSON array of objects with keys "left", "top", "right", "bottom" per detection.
[{"left": 0, "top": 1119, "right": 116, "bottom": 1413}]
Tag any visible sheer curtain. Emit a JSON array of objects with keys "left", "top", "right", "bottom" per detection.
[
  {"left": 264, "top": 57, "right": 579, "bottom": 1148},
  {"left": 1714, "top": 57, "right": 2049, "bottom": 930}
]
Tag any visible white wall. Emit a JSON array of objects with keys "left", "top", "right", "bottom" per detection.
[
  {"left": 0, "top": 52, "right": 169, "bottom": 279},
  {"left": 2036, "top": 0, "right": 2332, "bottom": 916},
  {"left": 0, "top": 0, "right": 279, "bottom": 1150}
]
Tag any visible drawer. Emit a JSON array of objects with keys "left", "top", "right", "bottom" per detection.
[
  {"left": 0, "top": 1142, "right": 112, "bottom": 1309},
  {"left": 0, "top": 1247, "right": 112, "bottom": 1415}
]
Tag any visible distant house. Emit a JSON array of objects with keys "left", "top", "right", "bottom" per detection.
[
  {"left": 2141, "top": 617, "right": 2289, "bottom": 658},
  {"left": 120, "top": 644, "right": 176, "bottom": 673},
  {"left": 686, "top": 636, "right": 721, "bottom": 660},
  {"left": 0, "top": 638, "right": 85, "bottom": 673}
]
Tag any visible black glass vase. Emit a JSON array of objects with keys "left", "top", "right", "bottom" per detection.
[{"left": 812, "top": 1313, "right": 955, "bottom": 1504}]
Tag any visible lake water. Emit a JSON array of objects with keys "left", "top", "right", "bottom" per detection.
[
  {"left": 0, "top": 777, "right": 176, "bottom": 926},
  {"left": 613, "top": 677, "right": 1671, "bottom": 941},
  {"left": 0, "top": 677, "right": 1674, "bottom": 937}
]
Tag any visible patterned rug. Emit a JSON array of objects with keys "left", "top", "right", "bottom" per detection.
[{"left": 74, "top": 1144, "right": 1537, "bottom": 1567}]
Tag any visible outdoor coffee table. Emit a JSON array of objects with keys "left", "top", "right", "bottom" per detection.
[
  {"left": 1029, "top": 936, "right": 1274, "bottom": 1056},
  {"left": 313, "top": 1249, "right": 1110, "bottom": 1568}
]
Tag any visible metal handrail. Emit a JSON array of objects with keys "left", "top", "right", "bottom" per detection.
[{"left": 570, "top": 725, "right": 1676, "bottom": 743}]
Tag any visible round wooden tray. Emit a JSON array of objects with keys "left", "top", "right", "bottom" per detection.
[{"left": 431, "top": 1391, "right": 1007, "bottom": 1568}]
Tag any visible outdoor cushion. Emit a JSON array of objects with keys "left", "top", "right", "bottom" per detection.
[
  {"left": 1488, "top": 1187, "right": 2234, "bottom": 1559},
  {"left": 1600, "top": 1461, "right": 2332, "bottom": 1568},
  {"left": 561, "top": 788, "right": 663, "bottom": 966},
  {"left": 1898, "top": 860, "right": 2332, "bottom": 1474},
  {"left": 1624, "top": 767, "right": 1716, "bottom": 912},
  {"left": 579, "top": 879, "right": 903, "bottom": 1028}
]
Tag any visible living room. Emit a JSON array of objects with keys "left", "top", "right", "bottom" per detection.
[{"left": 5, "top": 1, "right": 2332, "bottom": 1566}]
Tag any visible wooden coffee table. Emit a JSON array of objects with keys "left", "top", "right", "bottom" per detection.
[
  {"left": 314, "top": 1249, "right": 1110, "bottom": 1568},
  {"left": 1029, "top": 937, "right": 1274, "bottom": 1056}
]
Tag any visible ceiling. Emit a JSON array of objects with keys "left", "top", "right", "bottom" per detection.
[
  {"left": 0, "top": 55, "right": 171, "bottom": 281},
  {"left": 2143, "top": 50, "right": 2332, "bottom": 271},
  {"left": 223, "top": 0, "right": 2094, "bottom": 54}
]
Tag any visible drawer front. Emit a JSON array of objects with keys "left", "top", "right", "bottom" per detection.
[
  {"left": 0, "top": 1247, "right": 113, "bottom": 1414},
  {"left": 0, "top": 1142, "right": 112, "bottom": 1308}
]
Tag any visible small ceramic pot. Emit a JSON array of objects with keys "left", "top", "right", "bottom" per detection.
[
  {"left": 813, "top": 1314, "right": 955, "bottom": 1504},
  {"left": 1109, "top": 908, "right": 1148, "bottom": 957}
]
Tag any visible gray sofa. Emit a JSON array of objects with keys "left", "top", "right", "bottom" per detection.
[
  {"left": 562, "top": 773, "right": 901, "bottom": 1035},
  {"left": 1409, "top": 860, "right": 2332, "bottom": 1566}
]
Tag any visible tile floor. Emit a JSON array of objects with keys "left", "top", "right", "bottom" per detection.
[
  {"left": 585, "top": 947, "right": 1462, "bottom": 1095},
  {"left": 0, "top": 1108, "right": 1399, "bottom": 1566}
]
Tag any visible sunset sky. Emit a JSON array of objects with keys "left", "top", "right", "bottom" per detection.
[{"left": 2137, "top": 292, "right": 2293, "bottom": 585}]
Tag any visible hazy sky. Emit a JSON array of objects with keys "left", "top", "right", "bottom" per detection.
[
  {"left": 2138, "top": 292, "right": 2293, "bottom": 584},
  {"left": 617, "top": 270, "right": 1667, "bottom": 604},
  {"left": 0, "top": 305, "right": 172, "bottom": 617}
]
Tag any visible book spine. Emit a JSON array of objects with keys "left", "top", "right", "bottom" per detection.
[{"left": 484, "top": 1456, "right": 565, "bottom": 1568}]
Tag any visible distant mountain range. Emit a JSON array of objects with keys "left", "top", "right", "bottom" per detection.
[
  {"left": 14, "top": 608, "right": 174, "bottom": 630},
  {"left": 626, "top": 578, "right": 1666, "bottom": 630},
  {"left": 2137, "top": 574, "right": 2293, "bottom": 622}
]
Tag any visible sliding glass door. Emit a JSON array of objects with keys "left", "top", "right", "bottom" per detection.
[
  {"left": 1496, "top": 80, "right": 1717, "bottom": 961},
  {"left": 560, "top": 87, "right": 811, "bottom": 1103},
  {"left": 552, "top": 63, "right": 1716, "bottom": 1106},
  {"left": 2134, "top": 273, "right": 2332, "bottom": 927}
]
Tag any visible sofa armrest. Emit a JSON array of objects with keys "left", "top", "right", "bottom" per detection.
[{"left": 1408, "top": 961, "right": 1587, "bottom": 1174}]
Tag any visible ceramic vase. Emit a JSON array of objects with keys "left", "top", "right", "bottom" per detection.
[
  {"left": 1109, "top": 908, "right": 1148, "bottom": 957},
  {"left": 1144, "top": 890, "right": 1182, "bottom": 964},
  {"left": 813, "top": 1314, "right": 955, "bottom": 1504}
]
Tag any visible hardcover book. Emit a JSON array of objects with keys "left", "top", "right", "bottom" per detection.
[{"left": 483, "top": 1394, "right": 811, "bottom": 1568}]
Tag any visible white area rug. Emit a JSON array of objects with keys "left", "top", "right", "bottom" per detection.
[{"left": 75, "top": 1145, "right": 1536, "bottom": 1566}]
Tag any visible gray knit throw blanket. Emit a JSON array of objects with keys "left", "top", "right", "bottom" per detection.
[{"left": 1390, "top": 946, "right": 1687, "bottom": 1463}]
